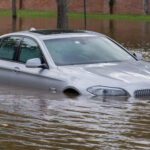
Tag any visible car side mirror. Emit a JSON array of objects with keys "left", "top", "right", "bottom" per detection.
[
  {"left": 26, "top": 58, "right": 48, "bottom": 69},
  {"left": 133, "top": 52, "right": 143, "bottom": 60}
]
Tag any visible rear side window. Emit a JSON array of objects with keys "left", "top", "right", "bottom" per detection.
[
  {"left": 0, "top": 37, "right": 20, "bottom": 61},
  {"left": 19, "top": 38, "right": 43, "bottom": 63}
]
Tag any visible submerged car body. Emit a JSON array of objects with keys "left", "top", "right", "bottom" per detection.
[{"left": 0, "top": 29, "right": 150, "bottom": 97}]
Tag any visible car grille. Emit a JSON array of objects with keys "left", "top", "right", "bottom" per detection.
[{"left": 134, "top": 89, "right": 150, "bottom": 97}]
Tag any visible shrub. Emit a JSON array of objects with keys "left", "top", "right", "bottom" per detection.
[{"left": 109, "top": 0, "right": 115, "bottom": 6}]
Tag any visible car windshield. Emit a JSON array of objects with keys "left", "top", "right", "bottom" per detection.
[{"left": 44, "top": 36, "right": 134, "bottom": 66}]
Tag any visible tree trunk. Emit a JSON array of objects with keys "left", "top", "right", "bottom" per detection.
[
  {"left": 19, "top": 0, "right": 23, "bottom": 10},
  {"left": 84, "top": 0, "right": 87, "bottom": 30},
  {"left": 143, "top": 0, "right": 149, "bottom": 15},
  {"left": 110, "top": 6, "right": 113, "bottom": 14},
  {"left": 56, "top": 0, "right": 68, "bottom": 29},
  {"left": 109, "top": 0, "right": 115, "bottom": 14},
  {"left": 12, "top": 0, "right": 17, "bottom": 18},
  {"left": 12, "top": 17, "right": 17, "bottom": 32}
]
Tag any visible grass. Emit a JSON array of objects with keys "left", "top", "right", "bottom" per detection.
[
  {"left": 1, "top": 9, "right": 150, "bottom": 21},
  {"left": 0, "top": 10, "right": 57, "bottom": 17}
]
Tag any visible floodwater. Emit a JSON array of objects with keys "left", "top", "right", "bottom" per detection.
[{"left": 0, "top": 17, "right": 150, "bottom": 150}]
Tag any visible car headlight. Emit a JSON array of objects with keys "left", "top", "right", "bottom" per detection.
[{"left": 87, "top": 86, "right": 128, "bottom": 96}]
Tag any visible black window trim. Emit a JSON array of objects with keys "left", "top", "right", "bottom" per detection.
[
  {"left": 17, "top": 36, "right": 49, "bottom": 69},
  {"left": 0, "top": 36, "right": 23, "bottom": 63},
  {"left": 0, "top": 35, "right": 49, "bottom": 69}
]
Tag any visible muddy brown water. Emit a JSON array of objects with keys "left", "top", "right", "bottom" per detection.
[{"left": 0, "top": 17, "right": 150, "bottom": 150}]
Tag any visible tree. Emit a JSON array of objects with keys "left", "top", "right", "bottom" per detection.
[
  {"left": 19, "top": 0, "right": 23, "bottom": 10},
  {"left": 83, "top": 0, "right": 87, "bottom": 30},
  {"left": 109, "top": 0, "right": 115, "bottom": 14},
  {"left": 143, "top": 0, "right": 149, "bottom": 15},
  {"left": 56, "top": 0, "right": 68, "bottom": 29},
  {"left": 12, "top": 0, "right": 17, "bottom": 18}
]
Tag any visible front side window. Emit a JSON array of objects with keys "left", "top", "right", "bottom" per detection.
[
  {"left": 19, "top": 38, "right": 43, "bottom": 63},
  {"left": 0, "top": 36, "right": 20, "bottom": 61},
  {"left": 44, "top": 36, "right": 135, "bottom": 66}
]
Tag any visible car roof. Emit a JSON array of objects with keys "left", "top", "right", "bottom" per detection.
[{"left": 1, "top": 29, "right": 105, "bottom": 40}]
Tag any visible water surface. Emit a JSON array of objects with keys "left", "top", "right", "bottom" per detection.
[
  {"left": 0, "top": 17, "right": 150, "bottom": 150},
  {"left": 0, "top": 17, "right": 150, "bottom": 61},
  {"left": 0, "top": 86, "right": 150, "bottom": 150}
]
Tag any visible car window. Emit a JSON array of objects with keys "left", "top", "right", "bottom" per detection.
[
  {"left": 19, "top": 38, "right": 43, "bottom": 63},
  {"left": 0, "top": 36, "right": 20, "bottom": 61},
  {"left": 44, "top": 36, "right": 134, "bottom": 66}
]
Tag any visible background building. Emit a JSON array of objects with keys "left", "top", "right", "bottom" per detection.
[{"left": 0, "top": 0, "right": 149, "bottom": 15}]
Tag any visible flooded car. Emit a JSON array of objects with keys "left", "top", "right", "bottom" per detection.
[{"left": 0, "top": 29, "right": 150, "bottom": 97}]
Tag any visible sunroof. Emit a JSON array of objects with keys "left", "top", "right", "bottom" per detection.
[{"left": 30, "top": 29, "right": 87, "bottom": 35}]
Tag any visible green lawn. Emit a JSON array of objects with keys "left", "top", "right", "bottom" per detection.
[{"left": 0, "top": 9, "right": 150, "bottom": 21}]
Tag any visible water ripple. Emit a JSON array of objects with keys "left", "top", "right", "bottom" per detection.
[{"left": 0, "top": 88, "right": 149, "bottom": 150}]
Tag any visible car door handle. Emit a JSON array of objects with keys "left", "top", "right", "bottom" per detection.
[{"left": 14, "top": 67, "right": 20, "bottom": 72}]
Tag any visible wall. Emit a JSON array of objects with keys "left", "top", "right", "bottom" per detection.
[
  {"left": 21, "top": 0, "right": 56, "bottom": 11},
  {"left": 104, "top": 0, "right": 150, "bottom": 14},
  {"left": 0, "top": 0, "right": 150, "bottom": 15},
  {"left": 69, "top": 0, "right": 104, "bottom": 13},
  {"left": 113, "top": 0, "right": 143, "bottom": 14}
]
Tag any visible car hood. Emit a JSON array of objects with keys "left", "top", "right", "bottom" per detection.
[
  {"left": 58, "top": 60, "right": 150, "bottom": 95},
  {"left": 84, "top": 61, "right": 150, "bottom": 84}
]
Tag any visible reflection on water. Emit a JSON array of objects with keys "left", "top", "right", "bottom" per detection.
[
  {"left": 0, "top": 17, "right": 150, "bottom": 61},
  {"left": 0, "top": 85, "right": 150, "bottom": 150},
  {"left": 0, "top": 17, "right": 150, "bottom": 149}
]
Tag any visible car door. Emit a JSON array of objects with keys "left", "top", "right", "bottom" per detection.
[
  {"left": 0, "top": 36, "right": 23, "bottom": 85},
  {"left": 13, "top": 37, "right": 61, "bottom": 91}
]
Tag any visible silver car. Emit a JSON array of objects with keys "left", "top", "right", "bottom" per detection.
[{"left": 0, "top": 29, "right": 150, "bottom": 97}]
